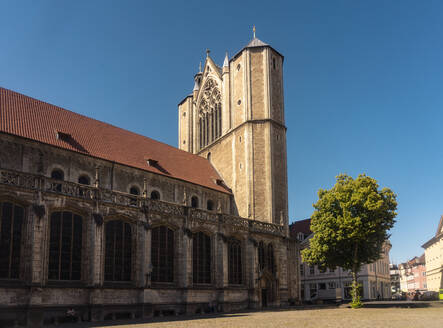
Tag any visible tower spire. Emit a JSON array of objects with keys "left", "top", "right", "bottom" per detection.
[
  {"left": 253, "top": 25, "right": 256, "bottom": 39},
  {"left": 223, "top": 52, "right": 229, "bottom": 67}
]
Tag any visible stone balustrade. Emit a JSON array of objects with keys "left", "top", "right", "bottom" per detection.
[{"left": 0, "top": 167, "right": 285, "bottom": 236}]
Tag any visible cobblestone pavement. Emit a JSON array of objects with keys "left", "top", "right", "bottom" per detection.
[{"left": 70, "top": 306, "right": 443, "bottom": 328}]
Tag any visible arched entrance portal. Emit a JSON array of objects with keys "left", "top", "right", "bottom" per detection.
[{"left": 258, "top": 273, "right": 276, "bottom": 308}]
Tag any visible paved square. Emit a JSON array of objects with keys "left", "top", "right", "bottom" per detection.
[{"left": 74, "top": 307, "right": 443, "bottom": 328}]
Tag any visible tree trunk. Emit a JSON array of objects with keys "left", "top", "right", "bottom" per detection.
[{"left": 351, "top": 242, "right": 362, "bottom": 308}]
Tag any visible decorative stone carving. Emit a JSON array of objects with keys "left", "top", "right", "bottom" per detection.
[
  {"left": 32, "top": 204, "right": 46, "bottom": 220},
  {"left": 198, "top": 79, "right": 221, "bottom": 115},
  {"left": 217, "top": 232, "right": 227, "bottom": 243},
  {"left": 182, "top": 227, "right": 193, "bottom": 238},
  {"left": 93, "top": 213, "right": 103, "bottom": 226}
]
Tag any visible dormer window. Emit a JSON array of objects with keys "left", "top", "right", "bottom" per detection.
[
  {"left": 56, "top": 131, "right": 71, "bottom": 141},
  {"left": 147, "top": 159, "right": 158, "bottom": 167}
]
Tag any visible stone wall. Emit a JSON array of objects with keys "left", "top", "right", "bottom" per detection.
[{"left": 0, "top": 134, "right": 298, "bottom": 327}]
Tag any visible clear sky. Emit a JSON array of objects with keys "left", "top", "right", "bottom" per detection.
[{"left": 1, "top": 0, "right": 442, "bottom": 264}]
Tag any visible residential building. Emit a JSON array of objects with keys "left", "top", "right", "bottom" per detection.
[
  {"left": 422, "top": 215, "right": 443, "bottom": 292},
  {"left": 290, "top": 219, "right": 392, "bottom": 301},
  {"left": 389, "top": 264, "right": 401, "bottom": 294},
  {"left": 0, "top": 36, "right": 299, "bottom": 327},
  {"left": 398, "top": 255, "right": 427, "bottom": 292}
]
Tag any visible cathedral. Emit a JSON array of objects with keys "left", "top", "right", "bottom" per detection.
[{"left": 0, "top": 36, "right": 299, "bottom": 327}]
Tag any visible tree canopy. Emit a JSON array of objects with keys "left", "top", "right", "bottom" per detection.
[{"left": 301, "top": 174, "right": 397, "bottom": 306}]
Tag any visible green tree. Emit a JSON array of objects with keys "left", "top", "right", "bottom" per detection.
[{"left": 301, "top": 174, "right": 397, "bottom": 308}]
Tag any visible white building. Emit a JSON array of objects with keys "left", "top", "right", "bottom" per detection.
[
  {"left": 422, "top": 215, "right": 443, "bottom": 293},
  {"left": 291, "top": 219, "right": 392, "bottom": 301}
]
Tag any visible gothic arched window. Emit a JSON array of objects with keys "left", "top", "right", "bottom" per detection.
[
  {"left": 258, "top": 241, "right": 265, "bottom": 271},
  {"left": 267, "top": 243, "right": 275, "bottom": 274},
  {"left": 228, "top": 238, "right": 242, "bottom": 284},
  {"left": 193, "top": 232, "right": 211, "bottom": 284},
  {"left": 151, "top": 226, "right": 174, "bottom": 283},
  {"left": 0, "top": 201, "right": 24, "bottom": 279},
  {"left": 105, "top": 220, "right": 132, "bottom": 281},
  {"left": 48, "top": 211, "right": 82, "bottom": 280}
]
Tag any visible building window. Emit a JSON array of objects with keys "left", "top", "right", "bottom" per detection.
[
  {"left": 207, "top": 200, "right": 214, "bottom": 211},
  {"left": 267, "top": 243, "right": 275, "bottom": 274},
  {"left": 258, "top": 241, "right": 265, "bottom": 271},
  {"left": 319, "top": 283, "right": 326, "bottom": 290},
  {"left": 191, "top": 196, "right": 199, "bottom": 208},
  {"left": 51, "top": 169, "right": 64, "bottom": 192},
  {"left": 328, "top": 282, "right": 336, "bottom": 289},
  {"left": 150, "top": 190, "right": 160, "bottom": 200},
  {"left": 300, "top": 264, "right": 304, "bottom": 276},
  {"left": 310, "top": 265, "right": 315, "bottom": 275},
  {"left": 48, "top": 211, "right": 82, "bottom": 280},
  {"left": 228, "top": 238, "right": 242, "bottom": 284},
  {"left": 129, "top": 186, "right": 140, "bottom": 195},
  {"left": 105, "top": 220, "right": 132, "bottom": 281},
  {"left": 51, "top": 169, "right": 64, "bottom": 181},
  {"left": 151, "top": 226, "right": 174, "bottom": 283},
  {"left": 0, "top": 202, "right": 24, "bottom": 279},
  {"left": 192, "top": 232, "right": 211, "bottom": 284},
  {"left": 78, "top": 175, "right": 90, "bottom": 185},
  {"left": 309, "top": 283, "right": 317, "bottom": 298}
]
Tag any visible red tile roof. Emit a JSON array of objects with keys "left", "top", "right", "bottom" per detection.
[
  {"left": 0, "top": 87, "right": 230, "bottom": 194},
  {"left": 289, "top": 218, "right": 312, "bottom": 237}
]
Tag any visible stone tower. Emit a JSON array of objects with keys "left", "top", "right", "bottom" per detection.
[{"left": 178, "top": 36, "right": 288, "bottom": 225}]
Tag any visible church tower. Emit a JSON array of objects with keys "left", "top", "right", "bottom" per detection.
[{"left": 178, "top": 35, "right": 288, "bottom": 226}]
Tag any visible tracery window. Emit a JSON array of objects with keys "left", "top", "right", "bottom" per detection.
[
  {"left": 0, "top": 201, "right": 24, "bottom": 279},
  {"left": 151, "top": 226, "right": 174, "bottom": 283},
  {"left": 105, "top": 220, "right": 132, "bottom": 281},
  {"left": 228, "top": 238, "right": 242, "bottom": 284},
  {"left": 198, "top": 79, "right": 222, "bottom": 149},
  {"left": 193, "top": 232, "right": 211, "bottom": 284},
  {"left": 48, "top": 211, "right": 82, "bottom": 280}
]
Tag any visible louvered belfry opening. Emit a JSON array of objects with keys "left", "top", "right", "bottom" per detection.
[
  {"left": 151, "top": 226, "right": 174, "bottom": 283},
  {"left": 228, "top": 238, "right": 242, "bottom": 285},
  {"left": 48, "top": 211, "right": 82, "bottom": 280},
  {"left": 192, "top": 232, "right": 211, "bottom": 284},
  {"left": 105, "top": 220, "right": 132, "bottom": 282},
  {"left": 0, "top": 202, "right": 24, "bottom": 279}
]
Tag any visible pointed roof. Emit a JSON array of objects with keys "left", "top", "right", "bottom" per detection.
[
  {"left": 245, "top": 37, "right": 269, "bottom": 48},
  {"left": 0, "top": 87, "right": 231, "bottom": 194},
  {"left": 232, "top": 37, "right": 284, "bottom": 61},
  {"left": 223, "top": 53, "right": 229, "bottom": 67}
]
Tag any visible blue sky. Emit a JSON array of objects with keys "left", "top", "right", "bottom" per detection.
[{"left": 1, "top": 0, "right": 443, "bottom": 264}]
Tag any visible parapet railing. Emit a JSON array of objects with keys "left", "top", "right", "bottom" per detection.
[{"left": 0, "top": 168, "right": 285, "bottom": 236}]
